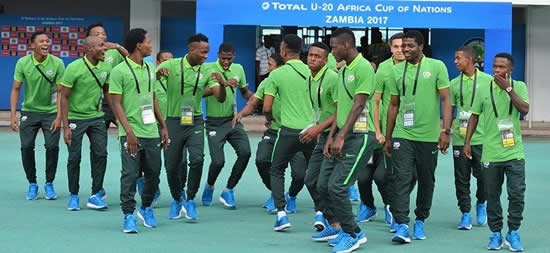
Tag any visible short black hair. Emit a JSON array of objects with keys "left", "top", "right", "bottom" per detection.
[
  {"left": 310, "top": 42, "right": 330, "bottom": 57},
  {"left": 282, "top": 34, "right": 302, "bottom": 55},
  {"left": 188, "top": 33, "right": 208, "bottom": 45},
  {"left": 403, "top": 30, "right": 425, "bottom": 46},
  {"left": 218, "top": 42, "right": 235, "bottom": 53},
  {"left": 86, "top": 23, "right": 103, "bottom": 37},
  {"left": 270, "top": 53, "right": 284, "bottom": 67},
  {"left": 124, "top": 28, "right": 147, "bottom": 54},
  {"left": 456, "top": 46, "right": 476, "bottom": 59},
  {"left": 156, "top": 50, "right": 172, "bottom": 61},
  {"left": 332, "top": 27, "right": 356, "bottom": 47},
  {"left": 389, "top": 32, "right": 404, "bottom": 45},
  {"left": 30, "top": 32, "right": 48, "bottom": 43},
  {"left": 495, "top": 52, "right": 514, "bottom": 67}
]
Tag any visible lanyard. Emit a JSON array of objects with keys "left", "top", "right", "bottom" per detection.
[
  {"left": 82, "top": 58, "right": 103, "bottom": 89},
  {"left": 124, "top": 58, "right": 151, "bottom": 94},
  {"left": 159, "top": 79, "right": 167, "bottom": 92},
  {"left": 34, "top": 66, "right": 56, "bottom": 86},
  {"left": 401, "top": 57, "right": 422, "bottom": 96},
  {"left": 180, "top": 58, "right": 202, "bottom": 96},
  {"left": 286, "top": 63, "right": 311, "bottom": 107},
  {"left": 459, "top": 69, "right": 477, "bottom": 108},
  {"left": 308, "top": 68, "right": 326, "bottom": 109},
  {"left": 341, "top": 68, "right": 354, "bottom": 100},
  {"left": 489, "top": 80, "right": 514, "bottom": 118}
]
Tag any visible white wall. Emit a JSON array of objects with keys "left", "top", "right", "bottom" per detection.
[
  {"left": 130, "top": 0, "right": 162, "bottom": 59},
  {"left": 526, "top": 6, "right": 550, "bottom": 122}
]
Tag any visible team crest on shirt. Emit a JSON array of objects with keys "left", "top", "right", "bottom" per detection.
[
  {"left": 347, "top": 75, "right": 355, "bottom": 82},
  {"left": 483, "top": 162, "right": 490, "bottom": 168},
  {"left": 106, "top": 56, "right": 113, "bottom": 63},
  {"left": 454, "top": 150, "right": 460, "bottom": 157},
  {"left": 393, "top": 142, "right": 400, "bottom": 150},
  {"left": 46, "top": 70, "right": 54, "bottom": 76},
  {"left": 423, "top": 71, "right": 431, "bottom": 79},
  {"left": 21, "top": 116, "right": 27, "bottom": 121},
  {"left": 197, "top": 73, "right": 203, "bottom": 80},
  {"left": 69, "top": 123, "right": 77, "bottom": 130},
  {"left": 100, "top": 72, "right": 108, "bottom": 79}
]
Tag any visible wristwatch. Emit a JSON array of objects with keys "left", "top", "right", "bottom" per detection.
[
  {"left": 506, "top": 86, "right": 513, "bottom": 93},
  {"left": 441, "top": 128, "right": 453, "bottom": 135}
]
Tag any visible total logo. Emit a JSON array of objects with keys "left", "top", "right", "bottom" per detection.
[{"left": 261, "top": 2, "right": 308, "bottom": 11}]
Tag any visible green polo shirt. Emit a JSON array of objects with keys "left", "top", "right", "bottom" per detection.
[
  {"left": 336, "top": 54, "right": 376, "bottom": 129},
  {"left": 327, "top": 53, "right": 338, "bottom": 72},
  {"left": 14, "top": 53, "right": 65, "bottom": 113},
  {"left": 157, "top": 55, "right": 219, "bottom": 117},
  {"left": 109, "top": 57, "right": 158, "bottom": 138},
  {"left": 61, "top": 56, "right": 111, "bottom": 120},
  {"left": 389, "top": 56, "right": 450, "bottom": 142},
  {"left": 450, "top": 69, "right": 493, "bottom": 146},
  {"left": 472, "top": 79, "right": 528, "bottom": 162},
  {"left": 309, "top": 64, "right": 338, "bottom": 132},
  {"left": 370, "top": 57, "right": 398, "bottom": 149},
  {"left": 155, "top": 79, "right": 168, "bottom": 120},
  {"left": 255, "top": 79, "right": 282, "bottom": 131},
  {"left": 104, "top": 49, "right": 124, "bottom": 68},
  {"left": 264, "top": 59, "right": 314, "bottom": 130},
  {"left": 205, "top": 61, "right": 247, "bottom": 117}
]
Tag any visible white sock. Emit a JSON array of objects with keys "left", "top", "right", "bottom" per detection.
[
  {"left": 277, "top": 211, "right": 286, "bottom": 219},
  {"left": 316, "top": 211, "right": 323, "bottom": 216}
]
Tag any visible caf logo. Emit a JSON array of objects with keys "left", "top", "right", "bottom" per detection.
[{"left": 464, "top": 38, "right": 485, "bottom": 71}]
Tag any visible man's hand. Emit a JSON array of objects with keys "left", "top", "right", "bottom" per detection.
[
  {"left": 104, "top": 42, "right": 117, "bottom": 50},
  {"left": 264, "top": 119, "right": 272, "bottom": 129},
  {"left": 211, "top": 72, "right": 224, "bottom": 84},
  {"left": 299, "top": 125, "right": 320, "bottom": 143},
  {"left": 126, "top": 133, "right": 139, "bottom": 157},
  {"left": 384, "top": 138, "right": 393, "bottom": 158},
  {"left": 463, "top": 143, "right": 472, "bottom": 160},
  {"left": 330, "top": 134, "right": 345, "bottom": 157},
  {"left": 50, "top": 116, "right": 61, "bottom": 133},
  {"left": 323, "top": 136, "right": 334, "bottom": 158},
  {"left": 160, "top": 127, "right": 170, "bottom": 150},
  {"left": 226, "top": 78, "right": 238, "bottom": 88},
  {"left": 494, "top": 73, "right": 511, "bottom": 90},
  {"left": 10, "top": 114, "right": 18, "bottom": 132},
  {"left": 375, "top": 130, "right": 385, "bottom": 145},
  {"left": 156, "top": 68, "right": 169, "bottom": 80},
  {"left": 232, "top": 114, "right": 243, "bottom": 128},
  {"left": 438, "top": 133, "right": 450, "bottom": 154},
  {"left": 64, "top": 127, "right": 72, "bottom": 146}
]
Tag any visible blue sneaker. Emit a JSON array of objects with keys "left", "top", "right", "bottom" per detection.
[
  {"left": 348, "top": 186, "right": 359, "bottom": 201},
  {"left": 137, "top": 207, "right": 157, "bottom": 228},
  {"left": 392, "top": 224, "right": 411, "bottom": 243},
  {"left": 44, "top": 182, "right": 56, "bottom": 200},
  {"left": 136, "top": 177, "right": 144, "bottom": 196},
  {"left": 312, "top": 224, "right": 341, "bottom": 241},
  {"left": 274, "top": 214, "right": 291, "bottom": 231},
  {"left": 413, "top": 220, "right": 427, "bottom": 240},
  {"left": 384, "top": 205, "right": 393, "bottom": 224},
  {"left": 181, "top": 190, "right": 186, "bottom": 202},
  {"left": 356, "top": 203, "right": 377, "bottom": 222},
  {"left": 96, "top": 189, "right": 107, "bottom": 200},
  {"left": 505, "top": 231, "right": 524, "bottom": 252},
  {"left": 333, "top": 233, "right": 360, "bottom": 253},
  {"left": 67, "top": 194, "right": 80, "bottom": 211},
  {"left": 329, "top": 232, "right": 345, "bottom": 247},
  {"left": 168, "top": 200, "right": 184, "bottom": 219},
  {"left": 219, "top": 189, "right": 236, "bottom": 208},
  {"left": 122, "top": 214, "right": 138, "bottom": 233},
  {"left": 356, "top": 230, "right": 368, "bottom": 245},
  {"left": 262, "top": 194, "right": 272, "bottom": 208},
  {"left": 201, "top": 185, "right": 214, "bottom": 206},
  {"left": 314, "top": 213, "right": 326, "bottom": 232},
  {"left": 477, "top": 202, "right": 488, "bottom": 226},
  {"left": 285, "top": 193, "right": 297, "bottom": 213},
  {"left": 458, "top": 213, "right": 473, "bottom": 230},
  {"left": 488, "top": 232, "right": 504, "bottom": 250},
  {"left": 87, "top": 195, "right": 108, "bottom": 209},
  {"left": 264, "top": 195, "right": 277, "bottom": 213},
  {"left": 184, "top": 200, "right": 198, "bottom": 222},
  {"left": 26, "top": 183, "right": 39, "bottom": 200},
  {"left": 390, "top": 219, "right": 399, "bottom": 233},
  {"left": 152, "top": 190, "right": 161, "bottom": 207}
]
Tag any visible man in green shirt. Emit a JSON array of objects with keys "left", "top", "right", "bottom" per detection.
[
  {"left": 464, "top": 53, "right": 529, "bottom": 252},
  {"left": 263, "top": 34, "right": 316, "bottom": 231},
  {"left": 357, "top": 32, "right": 405, "bottom": 228},
  {"left": 156, "top": 33, "right": 226, "bottom": 222},
  {"left": 450, "top": 46, "right": 492, "bottom": 230},
  {"left": 384, "top": 30, "right": 452, "bottom": 243},
  {"left": 299, "top": 42, "right": 338, "bottom": 232},
  {"left": 200, "top": 42, "right": 254, "bottom": 209},
  {"left": 86, "top": 23, "right": 129, "bottom": 129},
  {"left": 109, "top": 28, "right": 169, "bottom": 233},
  {"left": 10, "top": 32, "right": 65, "bottom": 201},
  {"left": 313, "top": 28, "right": 375, "bottom": 252},
  {"left": 233, "top": 53, "right": 308, "bottom": 213},
  {"left": 60, "top": 36, "right": 111, "bottom": 211}
]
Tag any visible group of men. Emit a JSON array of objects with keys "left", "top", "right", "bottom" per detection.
[{"left": 10, "top": 24, "right": 528, "bottom": 253}]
